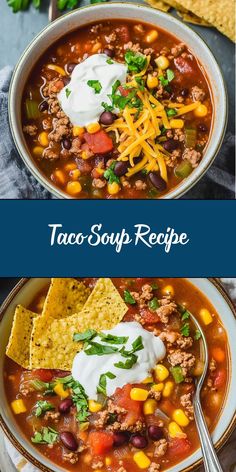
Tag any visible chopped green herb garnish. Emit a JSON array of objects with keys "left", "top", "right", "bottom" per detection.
[
  {"left": 181, "top": 310, "right": 191, "bottom": 321},
  {"left": 194, "top": 329, "right": 202, "bottom": 340},
  {"left": 135, "top": 76, "right": 145, "bottom": 91},
  {"left": 73, "top": 329, "right": 97, "bottom": 342},
  {"left": 99, "top": 333, "right": 129, "bottom": 345},
  {"left": 87, "top": 79, "right": 102, "bottom": 94},
  {"left": 65, "top": 88, "right": 71, "bottom": 98},
  {"left": 90, "top": 0, "right": 108, "bottom": 3},
  {"left": 34, "top": 401, "right": 55, "bottom": 418},
  {"left": 101, "top": 101, "right": 114, "bottom": 112},
  {"left": 84, "top": 342, "right": 119, "bottom": 356},
  {"left": 125, "top": 50, "right": 147, "bottom": 73},
  {"left": 170, "top": 366, "right": 184, "bottom": 384},
  {"left": 167, "top": 69, "right": 175, "bottom": 82},
  {"left": 104, "top": 161, "right": 120, "bottom": 185},
  {"left": 97, "top": 371, "right": 116, "bottom": 395},
  {"left": 181, "top": 322, "right": 190, "bottom": 337},
  {"left": 148, "top": 297, "right": 159, "bottom": 311},
  {"left": 106, "top": 59, "right": 114, "bottom": 64},
  {"left": 124, "top": 289, "right": 136, "bottom": 305},
  {"left": 151, "top": 282, "right": 158, "bottom": 290},
  {"left": 114, "top": 353, "right": 137, "bottom": 369},
  {"left": 166, "top": 108, "right": 177, "bottom": 117},
  {"left": 56, "top": 376, "right": 89, "bottom": 422},
  {"left": 31, "top": 427, "right": 58, "bottom": 445}
]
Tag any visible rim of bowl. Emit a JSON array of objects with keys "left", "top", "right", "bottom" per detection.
[
  {"left": 0, "top": 277, "right": 235, "bottom": 472},
  {"left": 8, "top": 2, "right": 228, "bottom": 200}
]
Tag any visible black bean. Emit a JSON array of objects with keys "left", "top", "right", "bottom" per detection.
[
  {"left": 113, "top": 432, "right": 129, "bottom": 447},
  {"left": 38, "top": 100, "right": 48, "bottom": 113},
  {"left": 198, "top": 123, "right": 208, "bottom": 133},
  {"left": 62, "top": 138, "right": 72, "bottom": 150},
  {"left": 60, "top": 431, "right": 78, "bottom": 451},
  {"left": 163, "top": 139, "right": 179, "bottom": 152},
  {"left": 99, "top": 111, "right": 115, "bottom": 126},
  {"left": 67, "top": 62, "right": 77, "bottom": 74},
  {"left": 130, "top": 434, "right": 148, "bottom": 449},
  {"left": 58, "top": 398, "right": 73, "bottom": 414},
  {"left": 114, "top": 161, "right": 129, "bottom": 177},
  {"left": 148, "top": 425, "right": 164, "bottom": 441},
  {"left": 148, "top": 172, "right": 167, "bottom": 191},
  {"left": 180, "top": 88, "right": 189, "bottom": 97},
  {"left": 104, "top": 48, "right": 115, "bottom": 58},
  {"left": 63, "top": 76, "right": 71, "bottom": 87}
]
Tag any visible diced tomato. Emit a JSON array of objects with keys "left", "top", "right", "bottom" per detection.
[
  {"left": 84, "top": 130, "right": 113, "bottom": 154},
  {"left": 113, "top": 384, "right": 143, "bottom": 425},
  {"left": 89, "top": 431, "right": 114, "bottom": 455},
  {"left": 160, "top": 399, "right": 175, "bottom": 417},
  {"left": 213, "top": 368, "right": 226, "bottom": 389},
  {"left": 118, "top": 86, "right": 130, "bottom": 97},
  {"left": 168, "top": 438, "right": 191, "bottom": 458},
  {"left": 174, "top": 57, "right": 194, "bottom": 75},
  {"left": 32, "top": 369, "right": 54, "bottom": 382},
  {"left": 116, "top": 25, "right": 130, "bottom": 42},
  {"left": 140, "top": 308, "right": 160, "bottom": 324}
]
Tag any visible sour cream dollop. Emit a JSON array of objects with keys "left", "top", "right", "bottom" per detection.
[
  {"left": 58, "top": 54, "right": 128, "bottom": 126},
  {"left": 72, "top": 321, "right": 166, "bottom": 399}
]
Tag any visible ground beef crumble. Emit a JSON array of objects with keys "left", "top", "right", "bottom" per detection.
[
  {"left": 180, "top": 393, "right": 194, "bottom": 420},
  {"left": 191, "top": 85, "right": 206, "bottom": 102},
  {"left": 63, "top": 452, "right": 79, "bottom": 464},
  {"left": 182, "top": 148, "right": 201, "bottom": 168},
  {"left": 148, "top": 463, "right": 160, "bottom": 472},
  {"left": 168, "top": 349, "right": 195, "bottom": 376},
  {"left": 23, "top": 125, "right": 38, "bottom": 136},
  {"left": 154, "top": 438, "right": 168, "bottom": 458}
]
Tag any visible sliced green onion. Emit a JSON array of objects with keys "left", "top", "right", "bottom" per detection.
[
  {"left": 25, "top": 98, "right": 40, "bottom": 120},
  {"left": 175, "top": 161, "right": 193, "bottom": 179}
]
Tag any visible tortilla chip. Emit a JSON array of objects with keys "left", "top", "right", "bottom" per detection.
[
  {"left": 176, "top": 0, "right": 235, "bottom": 41},
  {"left": 30, "top": 278, "right": 128, "bottom": 370},
  {"left": 177, "top": 10, "right": 210, "bottom": 26},
  {"left": 42, "top": 278, "right": 91, "bottom": 319},
  {"left": 145, "top": 0, "right": 171, "bottom": 12},
  {"left": 6, "top": 305, "right": 38, "bottom": 368}
]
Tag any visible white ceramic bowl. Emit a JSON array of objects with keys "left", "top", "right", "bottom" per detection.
[
  {"left": 9, "top": 2, "right": 227, "bottom": 199},
  {"left": 0, "top": 278, "right": 235, "bottom": 472}
]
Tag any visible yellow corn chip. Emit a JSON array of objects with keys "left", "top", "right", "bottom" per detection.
[
  {"left": 176, "top": 0, "right": 235, "bottom": 41},
  {"left": 6, "top": 305, "right": 38, "bottom": 368},
  {"left": 177, "top": 10, "right": 210, "bottom": 26},
  {"left": 30, "top": 278, "right": 128, "bottom": 371},
  {"left": 145, "top": 0, "right": 171, "bottom": 12},
  {"left": 42, "top": 278, "right": 90, "bottom": 319}
]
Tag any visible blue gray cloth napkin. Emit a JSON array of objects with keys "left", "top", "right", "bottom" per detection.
[{"left": 0, "top": 66, "right": 235, "bottom": 199}]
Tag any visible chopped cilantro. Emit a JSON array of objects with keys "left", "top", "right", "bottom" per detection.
[
  {"left": 181, "top": 310, "right": 191, "bottom": 321},
  {"left": 148, "top": 297, "right": 159, "bottom": 311},
  {"left": 135, "top": 76, "right": 145, "bottom": 91},
  {"left": 84, "top": 342, "right": 119, "bottom": 356},
  {"left": 181, "top": 322, "right": 190, "bottom": 337},
  {"left": 114, "top": 354, "right": 137, "bottom": 370},
  {"left": 57, "top": 0, "right": 79, "bottom": 10},
  {"left": 73, "top": 329, "right": 97, "bottom": 342},
  {"left": 124, "top": 289, "right": 136, "bottom": 305},
  {"left": 99, "top": 333, "right": 129, "bottom": 345},
  {"left": 170, "top": 366, "right": 184, "bottom": 384},
  {"left": 106, "top": 59, "right": 114, "bottom": 64},
  {"left": 101, "top": 101, "right": 114, "bottom": 112},
  {"left": 97, "top": 371, "right": 116, "bottom": 395},
  {"left": 31, "top": 427, "right": 58, "bottom": 445},
  {"left": 194, "top": 329, "right": 202, "bottom": 340},
  {"left": 167, "top": 69, "right": 175, "bottom": 82},
  {"left": 104, "top": 161, "right": 120, "bottom": 185},
  {"left": 87, "top": 80, "right": 102, "bottom": 94},
  {"left": 65, "top": 88, "right": 71, "bottom": 98},
  {"left": 34, "top": 401, "right": 55, "bottom": 417},
  {"left": 167, "top": 108, "right": 177, "bottom": 117},
  {"left": 56, "top": 376, "right": 89, "bottom": 422},
  {"left": 125, "top": 50, "right": 147, "bottom": 73}
]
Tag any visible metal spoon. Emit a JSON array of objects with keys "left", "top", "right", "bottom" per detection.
[{"left": 190, "top": 311, "right": 223, "bottom": 472}]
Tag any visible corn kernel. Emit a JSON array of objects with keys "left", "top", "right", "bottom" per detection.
[
  {"left": 94, "top": 167, "right": 104, "bottom": 176},
  {"left": 64, "top": 162, "right": 77, "bottom": 172},
  {"left": 81, "top": 151, "right": 91, "bottom": 160},
  {"left": 145, "top": 30, "right": 158, "bottom": 44},
  {"left": 88, "top": 400, "right": 103, "bottom": 413},
  {"left": 80, "top": 422, "right": 89, "bottom": 431},
  {"left": 194, "top": 104, "right": 208, "bottom": 117},
  {"left": 162, "top": 381, "right": 174, "bottom": 398},
  {"left": 155, "top": 55, "right": 170, "bottom": 70},
  {"left": 53, "top": 170, "right": 66, "bottom": 186},
  {"left": 142, "top": 376, "right": 154, "bottom": 384},
  {"left": 86, "top": 122, "right": 101, "bottom": 134},
  {"left": 170, "top": 119, "right": 184, "bottom": 129},
  {"left": 33, "top": 146, "right": 44, "bottom": 157},
  {"left": 107, "top": 182, "right": 121, "bottom": 195},
  {"left": 105, "top": 457, "right": 112, "bottom": 466},
  {"left": 147, "top": 74, "right": 158, "bottom": 89},
  {"left": 162, "top": 285, "right": 175, "bottom": 296},
  {"left": 11, "top": 399, "right": 27, "bottom": 415},
  {"left": 38, "top": 131, "right": 49, "bottom": 147},
  {"left": 133, "top": 451, "right": 151, "bottom": 469},
  {"left": 154, "top": 364, "right": 169, "bottom": 382},
  {"left": 92, "top": 42, "right": 102, "bottom": 53},
  {"left": 47, "top": 64, "right": 66, "bottom": 76},
  {"left": 199, "top": 308, "right": 213, "bottom": 325},
  {"left": 130, "top": 388, "right": 149, "bottom": 401},
  {"left": 193, "top": 359, "right": 204, "bottom": 376},
  {"left": 152, "top": 382, "right": 164, "bottom": 392},
  {"left": 73, "top": 126, "right": 85, "bottom": 137},
  {"left": 168, "top": 421, "right": 186, "bottom": 439},
  {"left": 70, "top": 169, "right": 81, "bottom": 181},
  {"left": 66, "top": 181, "right": 82, "bottom": 196},
  {"left": 54, "top": 383, "right": 69, "bottom": 398},
  {"left": 172, "top": 409, "right": 190, "bottom": 427},
  {"left": 143, "top": 399, "right": 158, "bottom": 415}
]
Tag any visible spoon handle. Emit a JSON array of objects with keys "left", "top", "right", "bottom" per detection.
[{"left": 194, "top": 398, "right": 223, "bottom": 472}]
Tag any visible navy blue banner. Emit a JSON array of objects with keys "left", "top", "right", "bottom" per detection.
[{"left": 0, "top": 200, "right": 235, "bottom": 276}]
